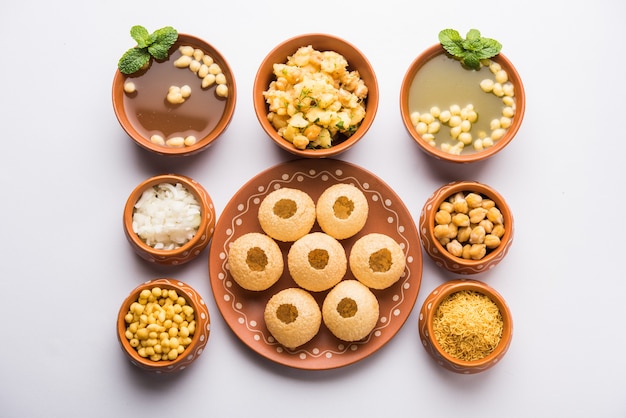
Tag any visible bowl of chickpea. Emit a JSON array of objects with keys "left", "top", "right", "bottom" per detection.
[
  {"left": 419, "top": 181, "right": 514, "bottom": 275},
  {"left": 418, "top": 278, "right": 513, "bottom": 374},
  {"left": 123, "top": 174, "right": 216, "bottom": 265},
  {"left": 117, "top": 278, "right": 211, "bottom": 373},
  {"left": 253, "top": 33, "right": 379, "bottom": 158},
  {"left": 112, "top": 33, "right": 237, "bottom": 157},
  {"left": 400, "top": 43, "right": 525, "bottom": 163}
]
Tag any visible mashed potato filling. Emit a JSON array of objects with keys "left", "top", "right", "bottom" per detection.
[
  {"left": 263, "top": 45, "right": 368, "bottom": 150},
  {"left": 132, "top": 182, "right": 201, "bottom": 250}
]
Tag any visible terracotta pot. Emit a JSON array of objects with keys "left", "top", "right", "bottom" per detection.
[
  {"left": 123, "top": 174, "right": 215, "bottom": 265},
  {"left": 112, "top": 34, "right": 236, "bottom": 157},
  {"left": 418, "top": 279, "right": 513, "bottom": 374},
  {"left": 419, "top": 181, "right": 514, "bottom": 275},
  {"left": 117, "top": 278, "right": 210, "bottom": 373},
  {"left": 400, "top": 44, "right": 525, "bottom": 163},
  {"left": 253, "top": 33, "right": 379, "bottom": 158}
]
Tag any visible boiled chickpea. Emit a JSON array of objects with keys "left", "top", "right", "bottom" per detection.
[
  {"left": 451, "top": 213, "right": 470, "bottom": 227},
  {"left": 434, "top": 224, "right": 451, "bottom": 240},
  {"left": 469, "top": 207, "right": 488, "bottom": 223},
  {"left": 469, "top": 225, "right": 486, "bottom": 245},
  {"left": 495, "top": 69, "right": 508, "bottom": 84},
  {"left": 503, "top": 82, "right": 515, "bottom": 97},
  {"left": 434, "top": 191, "right": 506, "bottom": 260},
  {"left": 457, "top": 226, "right": 471, "bottom": 243},
  {"left": 216, "top": 84, "right": 228, "bottom": 98},
  {"left": 124, "top": 81, "right": 136, "bottom": 94},
  {"left": 435, "top": 210, "right": 452, "bottom": 225},
  {"left": 469, "top": 244, "right": 487, "bottom": 260},
  {"left": 446, "top": 240, "right": 463, "bottom": 257},
  {"left": 202, "top": 74, "right": 216, "bottom": 89},
  {"left": 189, "top": 59, "right": 201, "bottom": 73},
  {"left": 174, "top": 55, "right": 192, "bottom": 68},
  {"left": 179, "top": 46, "right": 194, "bottom": 56},
  {"left": 485, "top": 234, "right": 501, "bottom": 249},
  {"left": 492, "top": 224, "right": 505, "bottom": 238}
]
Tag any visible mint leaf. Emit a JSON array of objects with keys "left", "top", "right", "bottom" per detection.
[
  {"left": 475, "top": 38, "right": 502, "bottom": 59},
  {"left": 462, "top": 30, "right": 483, "bottom": 52},
  {"left": 438, "top": 28, "right": 503, "bottom": 70},
  {"left": 118, "top": 25, "right": 179, "bottom": 74},
  {"left": 153, "top": 26, "right": 178, "bottom": 47},
  {"left": 439, "top": 29, "right": 462, "bottom": 44},
  {"left": 130, "top": 25, "right": 151, "bottom": 48},
  {"left": 438, "top": 29, "right": 465, "bottom": 57},
  {"left": 149, "top": 26, "right": 178, "bottom": 60},
  {"left": 148, "top": 43, "right": 171, "bottom": 60},
  {"left": 462, "top": 53, "right": 481, "bottom": 70},
  {"left": 466, "top": 29, "right": 481, "bottom": 42},
  {"left": 118, "top": 47, "right": 151, "bottom": 74}
]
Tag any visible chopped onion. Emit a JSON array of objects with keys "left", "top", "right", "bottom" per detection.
[{"left": 132, "top": 182, "right": 202, "bottom": 250}]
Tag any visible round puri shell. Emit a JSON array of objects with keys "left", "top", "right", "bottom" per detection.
[
  {"left": 418, "top": 279, "right": 513, "bottom": 374},
  {"left": 399, "top": 44, "right": 525, "bottom": 163},
  {"left": 228, "top": 232, "right": 284, "bottom": 291},
  {"left": 316, "top": 183, "right": 369, "bottom": 240},
  {"left": 116, "top": 278, "right": 210, "bottom": 373},
  {"left": 112, "top": 34, "right": 236, "bottom": 157},
  {"left": 257, "top": 187, "right": 316, "bottom": 242},
  {"left": 123, "top": 174, "right": 216, "bottom": 265},
  {"left": 253, "top": 33, "right": 378, "bottom": 158},
  {"left": 349, "top": 233, "right": 406, "bottom": 290},
  {"left": 264, "top": 288, "right": 322, "bottom": 349},
  {"left": 322, "top": 280, "right": 379, "bottom": 342},
  {"left": 288, "top": 232, "right": 347, "bottom": 292}
]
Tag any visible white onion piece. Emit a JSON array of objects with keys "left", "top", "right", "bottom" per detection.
[{"left": 132, "top": 182, "right": 201, "bottom": 250}]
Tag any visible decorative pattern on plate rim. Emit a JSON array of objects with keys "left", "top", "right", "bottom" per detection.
[{"left": 210, "top": 160, "right": 422, "bottom": 368}]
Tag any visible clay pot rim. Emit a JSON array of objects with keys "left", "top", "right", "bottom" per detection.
[
  {"left": 421, "top": 180, "right": 514, "bottom": 269},
  {"left": 122, "top": 174, "right": 214, "bottom": 263},
  {"left": 116, "top": 278, "right": 210, "bottom": 370},
  {"left": 423, "top": 279, "right": 513, "bottom": 370},
  {"left": 400, "top": 43, "right": 526, "bottom": 163},
  {"left": 112, "top": 33, "right": 237, "bottom": 157},
  {"left": 252, "top": 32, "right": 379, "bottom": 158}
]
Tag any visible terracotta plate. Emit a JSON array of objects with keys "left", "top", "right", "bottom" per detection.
[{"left": 208, "top": 159, "right": 422, "bottom": 369}]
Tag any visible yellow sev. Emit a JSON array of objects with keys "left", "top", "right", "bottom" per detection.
[{"left": 433, "top": 290, "right": 503, "bottom": 362}]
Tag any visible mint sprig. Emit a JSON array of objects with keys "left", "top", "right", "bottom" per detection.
[
  {"left": 438, "top": 28, "right": 502, "bottom": 70},
  {"left": 118, "top": 25, "right": 178, "bottom": 74}
]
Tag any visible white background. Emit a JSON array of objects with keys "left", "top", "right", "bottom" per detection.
[{"left": 1, "top": 1, "right": 624, "bottom": 417}]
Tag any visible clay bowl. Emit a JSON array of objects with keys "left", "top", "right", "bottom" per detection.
[
  {"left": 419, "top": 181, "right": 513, "bottom": 275},
  {"left": 253, "top": 33, "right": 379, "bottom": 158},
  {"left": 400, "top": 44, "right": 525, "bottom": 163},
  {"left": 123, "top": 174, "right": 216, "bottom": 265},
  {"left": 112, "top": 34, "right": 237, "bottom": 157},
  {"left": 117, "top": 278, "right": 211, "bottom": 373},
  {"left": 418, "top": 279, "right": 513, "bottom": 374}
]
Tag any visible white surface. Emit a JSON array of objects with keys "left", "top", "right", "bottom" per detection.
[{"left": 1, "top": 1, "right": 624, "bottom": 417}]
